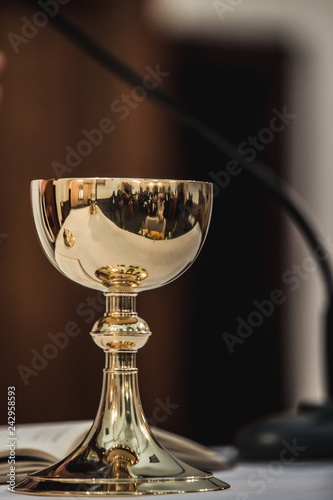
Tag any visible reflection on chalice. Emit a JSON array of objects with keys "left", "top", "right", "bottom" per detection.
[{"left": 14, "top": 178, "right": 230, "bottom": 495}]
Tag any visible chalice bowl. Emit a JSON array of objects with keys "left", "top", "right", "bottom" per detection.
[{"left": 14, "top": 178, "right": 229, "bottom": 495}]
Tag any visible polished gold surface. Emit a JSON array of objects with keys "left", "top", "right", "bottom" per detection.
[
  {"left": 30, "top": 178, "right": 212, "bottom": 292},
  {"left": 63, "top": 228, "right": 75, "bottom": 248},
  {"left": 95, "top": 265, "right": 149, "bottom": 290},
  {"left": 14, "top": 178, "right": 229, "bottom": 495}
]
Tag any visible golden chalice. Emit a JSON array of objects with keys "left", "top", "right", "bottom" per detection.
[{"left": 14, "top": 178, "right": 229, "bottom": 495}]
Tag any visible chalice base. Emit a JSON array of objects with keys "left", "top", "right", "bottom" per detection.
[
  {"left": 14, "top": 351, "right": 229, "bottom": 496},
  {"left": 13, "top": 446, "right": 229, "bottom": 496}
]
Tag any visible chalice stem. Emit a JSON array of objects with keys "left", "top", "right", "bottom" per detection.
[
  {"left": 90, "top": 350, "right": 152, "bottom": 461},
  {"left": 86, "top": 290, "right": 155, "bottom": 463}
]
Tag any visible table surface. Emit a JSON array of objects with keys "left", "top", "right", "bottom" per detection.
[{"left": 1, "top": 458, "right": 333, "bottom": 500}]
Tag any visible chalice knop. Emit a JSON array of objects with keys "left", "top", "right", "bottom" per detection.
[{"left": 14, "top": 178, "right": 229, "bottom": 495}]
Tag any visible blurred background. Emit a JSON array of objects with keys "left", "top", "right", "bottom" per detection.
[{"left": 1, "top": 0, "right": 333, "bottom": 446}]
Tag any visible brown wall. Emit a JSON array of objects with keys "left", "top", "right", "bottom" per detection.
[
  {"left": 1, "top": 1, "right": 286, "bottom": 446},
  {"left": 0, "top": 1, "right": 193, "bottom": 437}
]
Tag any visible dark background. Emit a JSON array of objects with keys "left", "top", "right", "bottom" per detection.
[{"left": 1, "top": 1, "right": 288, "bottom": 445}]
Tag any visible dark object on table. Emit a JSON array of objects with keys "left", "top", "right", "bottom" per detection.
[{"left": 236, "top": 401, "right": 333, "bottom": 460}]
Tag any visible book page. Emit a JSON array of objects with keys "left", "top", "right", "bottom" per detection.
[{"left": 0, "top": 420, "right": 91, "bottom": 462}]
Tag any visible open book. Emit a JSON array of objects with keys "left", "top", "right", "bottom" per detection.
[{"left": 0, "top": 421, "right": 229, "bottom": 483}]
